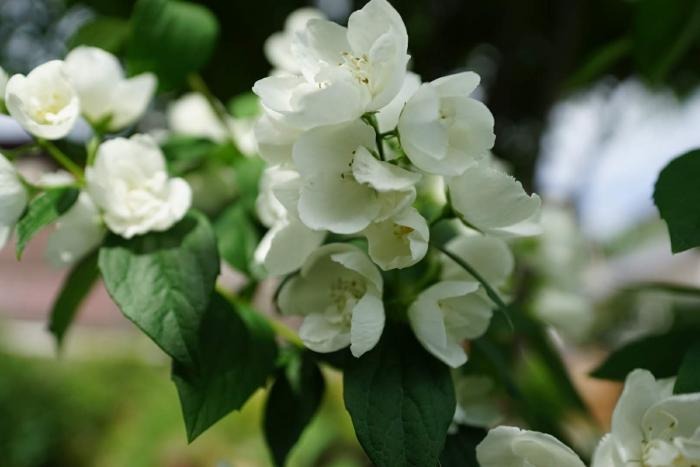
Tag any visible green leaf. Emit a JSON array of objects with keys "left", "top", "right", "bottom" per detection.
[
  {"left": 343, "top": 326, "right": 455, "bottom": 467},
  {"left": 674, "top": 340, "right": 700, "bottom": 394},
  {"left": 48, "top": 251, "right": 100, "bottom": 347},
  {"left": 127, "top": 0, "right": 219, "bottom": 89},
  {"left": 16, "top": 188, "right": 79, "bottom": 259},
  {"left": 654, "top": 149, "right": 700, "bottom": 253},
  {"left": 439, "top": 426, "right": 486, "bottom": 467},
  {"left": 68, "top": 17, "right": 130, "bottom": 54},
  {"left": 98, "top": 211, "right": 219, "bottom": 365},
  {"left": 228, "top": 93, "right": 260, "bottom": 119},
  {"left": 214, "top": 204, "right": 260, "bottom": 276},
  {"left": 172, "top": 293, "right": 278, "bottom": 441},
  {"left": 634, "top": 0, "right": 700, "bottom": 83},
  {"left": 232, "top": 156, "right": 265, "bottom": 211},
  {"left": 160, "top": 135, "right": 217, "bottom": 175},
  {"left": 563, "top": 38, "right": 631, "bottom": 91},
  {"left": 264, "top": 350, "right": 325, "bottom": 466},
  {"left": 591, "top": 330, "right": 698, "bottom": 381}
]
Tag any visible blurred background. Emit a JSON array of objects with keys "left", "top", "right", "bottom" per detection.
[{"left": 2, "top": 0, "right": 700, "bottom": 465}]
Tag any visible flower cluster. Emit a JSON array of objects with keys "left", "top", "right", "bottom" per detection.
[
  {"left": 253, "top": 0, "right": 541, "bottom": 362},
  {"left": 0, "top": 47, "right": 191, "bottom": 265}
]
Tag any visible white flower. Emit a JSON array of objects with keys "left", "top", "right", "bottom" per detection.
[
  {"left": 441, "top": 234, "right": 514, "bottom": 286},
  {"left": 253, "top": 0, "right": 409, "bottom": 129},
  {"left": 254, "top": 111, "right": 301, "bottom": 165},
  {"left": 254, "top": 167, "right": 324, "bottom": 276},
  {"left": 407, "top": 281, "right": 492, "bottom": 368},
  {"left": 168, "top": 92, "right": 230, "bottom": 142},
  {"left": 591, "top": 369, "right": 700, "bottom": 467},
  {"left": 46, "top": 192, "right": 104, "bottom": 267},
  {"left": 64, "top": 46, "right": 156, "bottom": 132},
  {"left": 376, "top": 71, "right": 421, "bottom": 133},
  {"left": 363, "top": 206, "right": 428, "bottom": 270},
  {"left": 452, "top": 375, "right": 503, "bottom": 430},
  {"left": 0, "top": 153, "right": 28, "bottom": 249},
  {"left": 476, "top": 426, "right": 585, "bottom": 467},
  {"left": 5, "top": 60, "right": 80, "bottom": 140},
  {"left": 278, "top": 243, "right": 384, "bottom": 356},
  {"left": 294, "top": 120, "right": 420, "bottom": 234},
  {"left": 264, "top": 7, "right": 326, "bottom": 75},
  {"left": 86, "top": 134, "right": 191, "bottom": 238},
  {"left": 398, "top": 72, "right": 495, "bottom": 175},
  {"left": 0, "top": 66, "right": 8, "bottom": 101},
  {"left": 448, "top": 161, "right": 542, "bottom": 237}
]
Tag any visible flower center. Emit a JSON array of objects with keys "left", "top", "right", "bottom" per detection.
[
  {"left": 642, "top": 439, "right": 700, "bottom": 467},
  {"left": 329, "top": 276, "right": 366, "bottom": 318},
  {"left": 29, "top": 92, "right": 71, "bottom": 124},
  {"left": 438, "top": 101, "right": 457, "bottom": 128},
  {"left": 339, "top": 51, "right": 371, "bottom": 87},
  {"left": 393, "top": 224, "right": 414, "bottom": 243}
]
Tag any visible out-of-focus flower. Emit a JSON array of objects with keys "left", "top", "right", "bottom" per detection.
[
  {"left": 86, "top": 134, "right": 191, "bottom": 238},
  {"left": 441, "top": 234, "right": 514, "bottom": 286},
  {"left": 5, "top": 60, "right": 80, "bottom": 140},
  {"left": 477, "top": 426, "right": 585, "bottom": 467},
  {"left": 451, "top": 374, "right": 503, "bottom": 431},
  {"left": 264, "top": 7, "right": 326, "bottom": 75},
  {"left": 168, "top": 92, "right": 230, "bottom": 142},
  {"left": 398, "top": 72, "right": 495, "bottom": 175},
  {"left": 363, "top": 206, "right": 429, "bottom": 270},
  {"left": 278, "top": 243, "right": 385, "bottom": 357},
  {"left": 64, "top": 46, "right": 156, "bottom": 132},
  {"left": 253, "top": 0, "right": 409, "bottom": 129},
  {"left": 408, "top": 280, "right": 492, "bottom": 368},
  {"left": 592, "top": 369, "right": 700, "bottom": 467},
  {"left": 293, "top": 120, "right": 419, "bottom": 234},
  {"left": 448, "top": 161, "right": 541, "bottom": 237},
  {"left": 46, "top": 192, "right": 104, "bottom": 267},
  {"left": 0, "top": 153, "right": 28, "bottom": 249}
]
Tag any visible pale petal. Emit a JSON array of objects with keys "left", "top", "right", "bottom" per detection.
[
  {"left": 477, "top": 426, "right": 585, "bottom": 467},
  {"left": 330, "top": 248, "right": 383, "bottom": 292},
  {"left": 299, "top": 312, "right": 351, "bottom": 353},
  {"left": 46, "top": 192, "right": 105, "bottom": 268},
  {"left": 441, "top": 235, "right": 514, "bottom": 286},
  {"left": 258, "top": 219, "right": 325, "bottom": 276},
  {"left": 398, "top": 84, "right": 449, "bottom": 166},
  {"left": 364, "top": 207, "right": 428, "bottom": 270},
  {"left": 376, "top": 71, "right": 421, "bottom": 132},
  {"left": 347, "top": 0, "right": 407, "bottom": 58},
  {"left": 350, "top": 293, "right": 385, "bottom": 357},
  {"left": 432, "top": 71, "right": 480, "bottom": 98},
  {"left": 351, "top": 145, "right": 421, "bottom": 191},
  {"left": 108, "top": 73, "right": 156, "bottom": 130}
]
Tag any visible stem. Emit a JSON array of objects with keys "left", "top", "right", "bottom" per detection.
[
  {"left": 0, "top": 144, "right": 39, "bottom": 160},
  {"left": 431, "top": 241, "right": 513, "bottom": 328},
  {"left": 187, "top": 73, "right": 234, "bottom": 144},
  {"left": 86, "top": 134, "right": 100, "bottom": 166},
  {"left": 216, "top": 285, "right": 304, "bottom": 348},
  {"left": 363, "top": 114, "right": 386, "bottom": 161},
  {"left": 37, "top": 139, "right": 84, "bottom": 183}
]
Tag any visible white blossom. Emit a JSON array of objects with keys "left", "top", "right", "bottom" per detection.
[
  {"left": 363, "top": 206, "right": 428, "bottom": 270},
  {"left": 451, "top": 375, "right": 503, "bottom": 430},
  {"left": 46, "top": 192, "right": 104, "bottom": 267},
  {"left": 293, "top": 120, "right": 419, "bottom": 234},
  {"left": 398, "top": 72, "right": 495, "bottom": 175},
  {"left": 0, "top": 153, "right": 28, "bottom": 249},
  {"left": 64, "top": 46, "right": 156, "bottom": 132},
  {"left": 168, "top": 92, "right": 231, "bottom": 143},
  {"left": 278, "top": 243, "right": 384, "bottom": 357},
  {"left": 476, "top": 426, "right": 586, "bottom": 467},
  {"left": 376, "top": 71, "right": 421, "bottom": 133},
  {"left": 5, "top": 60, "right": 80, "bottom": 140},
  {"left": 264, "top": 7, "right": 326, "bottom": 75},
  {"left": 591, "top": 369, "right": 700, "bottom": 467},
  {"left": 253, "top": 0, "right": 409, "bottom": 129},
  {"left": 86, "top": 134, "right": 191, "bottom": 238},
  {"left": 448, "top": 161, "right": 542, "bottom": 237},
  {"left": 407, "top": 280, "right": 492, "bottom": 368},
  {"left": 441, "top": 234, "right": 514, "bottom": 286},
  {"left": 254, "top": 111, "right": 301, "bottom": 165}
]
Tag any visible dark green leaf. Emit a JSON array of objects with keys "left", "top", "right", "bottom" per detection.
[
  {"left": 343, "top": 326, "right": 455, "bottom": 467},
  {"left": 127, "top": 0, "right": 219, "bottom": 89},
  {"left": 214, "top": 204, "right": 260, "bottom": 276},
  {"left": 68, "top": 17, "right": 130, "bottom": 54},
  {"left": 591, "top": 330, "right": 698, "bottom": 381},
  {"left": 48, "top": 251, "right": 99, "bottom": 347},
  {"left": 16, "top": 188, "right": 79, "bottom": 259},
  {"left": 439, "top": 426, "right": 486, "bottom": 467},
  {"left": 161, "top": 135, "right": 217, "bottom": 175},
  {"left": 675, "top": 340, "right": 700, "bottom": 394},
  {"left": 98, "top": 210, "right": 219, "bottom": 365},
  {"left": 172, "top": 292, "right": 278, "bottom": 441},
  {"left": 654, "top": 149, "right": 700, "bottom": 253},
  {"left": 634, "top": 0, "right": 700, "bottom": 83},
  {"left": 264, "top": 350, "right": 325, "bottom": 466}
]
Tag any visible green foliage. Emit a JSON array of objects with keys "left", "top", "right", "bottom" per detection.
[
  {"left": 68, "top": 16, "right": 130, "bottom": 54},
  {"left": 674, "top": 340, "right": 700, "bottom": 394},
  {"left": 633, "top": 0, "right": 700, "bottom": 84},
  {"left": 591, "top": 330, "right": 699, "bottom": 381},
  {"left": 654, "top": 149, "right": 700, "bottom": 253},
  {"left": 264, "top": 350, "right": 325, "bottom": 466},
  {"left": 161, "top": 135, "right": 217, "bottom": 176},
  {"left": 98, "top": 210, "right": 219, "bottom": 365},
  {"left": 214, "top": 204, "right": 261, "bottom": 277},
  {"left": 48, "top": 251, "right": 100, "bottom": 347},
  {"left": 127, "top": 0, "right": 219, "bottom": 89},
  {"left": 439, "top": 426, "right": 486, "bottom": 467},
  {"left": 15, "top": 188, "right": 79, "bottom": 259},
  {"left": 228, "top": 93, "right": 260, "bottom": 119},
  {"left": 343, "top": 326, "right": 455, "bottom": 467},
  {"left": 172, "top": 293, "right": 278, "bottom": 441}
]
